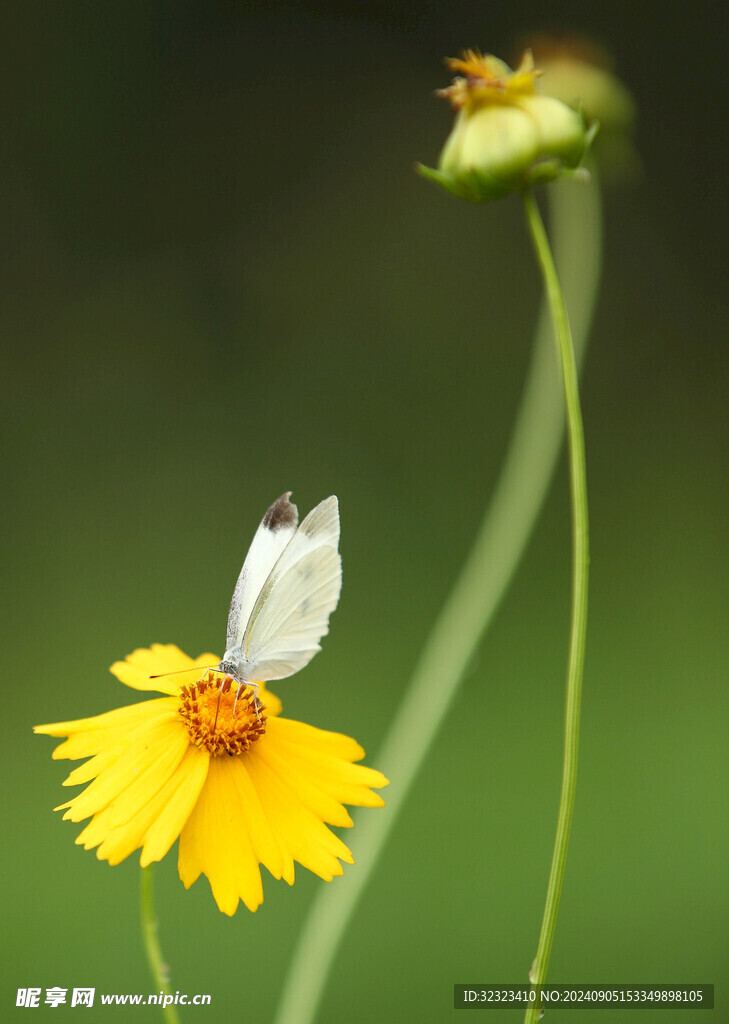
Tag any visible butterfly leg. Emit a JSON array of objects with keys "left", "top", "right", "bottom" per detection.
[
  {"left": 251, "top": 683, "right": 263, "bottom": 724},
  {"left": 232, "top": 680, "right": 261, "bottom": 722}
]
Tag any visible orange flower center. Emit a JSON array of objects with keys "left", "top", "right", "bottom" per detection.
[{"left": 178, "top": 670, "right": 267, "bottom": 756}]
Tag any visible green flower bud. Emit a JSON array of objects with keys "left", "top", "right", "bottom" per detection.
[
  {"left": 523, "top": 34, "right": 638, "bottom": 181},
  {"left": 525, "top": 34, "right": 635, "bottom": 131},
  {"left": 418, "top": 49, "right": 592, "bottom": 203},
  {"left": 516, "top": 94, "right": 587, "bottom": 165},
  {"left": 436, "top": 105, "right": 539, "bottom": 201}
]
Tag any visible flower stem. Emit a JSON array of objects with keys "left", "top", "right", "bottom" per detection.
[
  {"left": 521, "top": 187, "right": 589, "bottom": 1024},
  {"left": 273, "top": 175, "right": 601, "bottom": 1024},
  {"left": 140, "top": 865, "right": 182, "bottom": 1024}
]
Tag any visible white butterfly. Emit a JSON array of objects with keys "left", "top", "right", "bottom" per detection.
[{"left": 218, "top": 492, "right": 342, "bottom": 691}]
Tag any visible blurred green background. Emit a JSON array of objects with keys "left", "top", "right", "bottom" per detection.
[{"left": 4, "top": 1, "right": 728, "bottom": 1021}]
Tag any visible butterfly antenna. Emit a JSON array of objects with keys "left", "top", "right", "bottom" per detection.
[{"left": 148, "top": 665, "right": 217, "bottom": 680}]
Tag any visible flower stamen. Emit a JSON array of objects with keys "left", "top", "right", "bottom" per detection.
[{"left": 178, "top": 670, "right": 266, "bottom": 756}]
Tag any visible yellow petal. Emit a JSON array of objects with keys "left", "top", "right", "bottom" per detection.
[
  {"left": 75, "top": 805, "right": 114, "bottom": 850},
  {"left": 268, "top": 718, "right": 389, "bottom": 806},
  {"left": 62, "top": 746, "right": 124, "bottom": 787},
  {"left": 245, "top": 745, "right": 354, "bottom": 881},
  {"left": 35, "top": 698, "right": 174, "bottom": 757},
  {"left": 106, "top": 726, "right": 190, "bottom": 829},
  {"left": 178, "top": 758, "right": 263, "bottom": 915},
  {"left": 56, "top": 700, "right": 177, "bottom": 764},
  {"left": 255, "top": 736, "right": 354, "bottom": 828},
  {"left": 59, "top": 713, "right": 183, "bottom": 822},
  {"left": 93, "top": 745, "right": 210, "bottom": 866},
  {"left": 269, "top": 717, "right": 366, "bottom": 761},
  {"left": 226, "top": 757, "right": 287, "bottom": 881},
  {"left": 110, "top": 644, "right": 218, "bottom": 695},
  {"left": 140, "top": 745, "right": 210, "bottom": 865}
]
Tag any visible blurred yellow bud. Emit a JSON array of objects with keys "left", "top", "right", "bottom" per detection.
[
  {"left": 418, "top": 49, "right": 591, "bottom": 203},
  {"left": 523, "top": 34, "right": 638, "bottom": 180},
  {"left": 525, "top": 34, "right": 635, "bottom": 129}
]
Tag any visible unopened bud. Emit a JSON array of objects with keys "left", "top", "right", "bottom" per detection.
[
  {"left": 418, "top": 49, "right": 592, "bottom": 203},
  {"left": 524, "top": 34, "right": 638, "bottom": 181}
]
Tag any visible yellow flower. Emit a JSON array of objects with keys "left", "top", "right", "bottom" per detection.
[
  {"left": 418, "top": 49, "right": 591, "bottom": 202},
  {"left": 35, "top": 644, "right": 388, "bottom": 915}
]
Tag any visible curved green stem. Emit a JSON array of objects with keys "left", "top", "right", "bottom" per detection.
[
  {"left": 273, "top": 174, "right": 601, "bottom": 1024},
  {"left": 140, "top": 865, "right": 182, "bottom": 1024},
  {"left": 521, "top": 188, "right": 590, "bottom": 1024}
]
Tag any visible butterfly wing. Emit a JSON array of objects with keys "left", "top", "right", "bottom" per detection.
[
  {"left": 224, "top": 492, "right": 299, "bottom": 661},
  {"left": 235, "top": 495, "right": 341, "bottom": 682}
]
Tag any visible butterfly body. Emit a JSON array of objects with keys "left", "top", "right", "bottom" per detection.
[{"left": 218, "top": 492, "right": 342, "bottom": 691}]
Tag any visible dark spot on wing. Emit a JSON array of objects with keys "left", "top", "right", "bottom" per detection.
[{"left": 263, "top": 492, "right": 298, "bottom": 531}]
